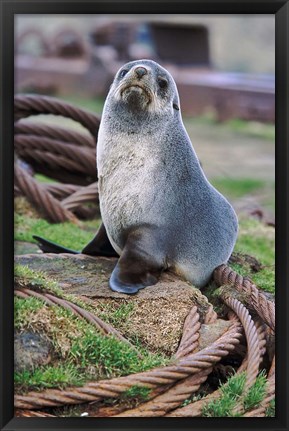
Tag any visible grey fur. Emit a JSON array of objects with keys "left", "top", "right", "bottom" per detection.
[{"left": 97, "top": 59, "right": 238, "bottom": 288}]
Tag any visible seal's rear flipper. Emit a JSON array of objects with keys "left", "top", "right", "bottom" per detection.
[
  {"left": 82, "top": 223, "right": 118, "bottom": 257},
  {"left": 33, "top": 236, "right": 79, "bottom": 254},
  {"left": 109, "top": 226, "right": 163, "bottom": 294},
  {"left": 33, "top": 223, "right": 119, "bottom": 257}
]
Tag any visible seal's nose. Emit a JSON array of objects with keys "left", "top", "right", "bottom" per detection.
[{"left": 134, "top": 66, "right": 147, "bottom": 79}]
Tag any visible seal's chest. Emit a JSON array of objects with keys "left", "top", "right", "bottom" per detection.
[
  {"left": 97, "top": 136, "right": 158, "bottom": 231},
  {"left": 99, "top": 149, "right": 148, "bottom": 191},
  {"left": 98, "top": 133, "right": 157, "bottom": 191}
]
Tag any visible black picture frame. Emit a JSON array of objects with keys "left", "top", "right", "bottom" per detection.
[{"left": 1, "top": 1, "right": 288, "bottom": 430}]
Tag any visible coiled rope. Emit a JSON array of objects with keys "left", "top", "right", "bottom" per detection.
[
  {"left": 14, "top": 95, "right": 100, "bottom": 222},
  {"left": 214, "top": 264, "right": 275, "bottom": 331}
]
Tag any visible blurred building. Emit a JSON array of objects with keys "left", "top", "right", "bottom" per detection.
[{"left": 15, "top": 15, "right": 275, "bottom": 122}]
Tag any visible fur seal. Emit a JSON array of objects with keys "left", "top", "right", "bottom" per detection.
[{"left": 34, "top": 59, "right": 238, "bottom": 295}]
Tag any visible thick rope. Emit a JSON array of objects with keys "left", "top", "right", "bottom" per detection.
[
  {"left": 14, "top": 409, "right": 56, "bottom": 417},
  {"left": 17, "top": 148, "right": 90, "bottom": 176},
  {"left": 221, "top": 297, "right": 262, "bottom": 415},
  {"left": 27, "top": 165, "right": 94, "bottom": 186},
  {"left": 114, "top": 368, "right": 212, "bottom": 417},
  {"left": 222, "top": 297, "right": 261, "bottom": 393},
  {"left": 166, "top": 298, "right": 274, "bottom": 417},
  {"left": 15, "top": 121, "right": 95, "bottom": 148},
  {"left": 214, "top": 264, "right": 275, "bottom": 331},
  {"left": 14, "top": 163, "right": 77, "bottom": 224},
  {"left": 175, "top": 306, "right": 201, "bottom": 359},
  {"left": 14, "top": 94, "right": 100, "bottom": 138},
  {"left": 14, "top": 95, "right": 100, "bottom": 221},
  {"left": 15, "top": 135, "right": 96, "bottom": 175},
  {"left": 42, "top": 183, "right": 82, "bottom": 199},
  {"left": 204, "top": 304, "right": 218, "bottom": 324},
  {"left": 15, "top": 162, "right": 98, "bottom": 221},
  {"left": 61, "top": 182, "right": 98, "bottom": 211}
]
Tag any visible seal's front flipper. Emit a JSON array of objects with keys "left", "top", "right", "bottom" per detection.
[
  {"left": 33, "top": 236, "right": 79, "bottom": 254},
  {"left": 82, "top": 223, "right": 119, "bottom": 257},
  {"left": 109, "top": 227, "right": 164, "bottom": 294}
]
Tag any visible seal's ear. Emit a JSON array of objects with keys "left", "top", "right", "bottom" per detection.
[
  {"left": 109, "top": 227, "right": 163, "bottom": 294},
  {"left": 173, "top": 102, "right": 180, "bottom": 111}
]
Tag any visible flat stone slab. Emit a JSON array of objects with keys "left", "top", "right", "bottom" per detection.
[
  {"left": 15, "top": 253, "right": 209, "bottom": 303},
  {"left": 15, "top": 253, "right": 224, "bottom": 355}
]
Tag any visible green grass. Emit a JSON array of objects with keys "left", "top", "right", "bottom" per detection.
[
  {"left": 34, "top": 173, "right": 58, "bottom": 184},
  {"left": 249, "top": 267, "right": 275, "bottom": 294},
  {"left": 243, "top": 370, "right": 267, "bottom": 411},
  {"left": 183, "top": 113, "right": 275, "bottom": 141},
  {"left": 210, "top": 177, "right": 275, "bottom": 214},
  {"left": 14, "top": 293, "right": 169, "bottom": 394},
  {"left": 14, "top": 269, "right": 163, "bottom": 370},
  {"left": 15, "top": 263, "right": 137, "bottom": 330},
  {"left": 202, "top": 370, "right": 268, "bottom": 417},
  {"left": 266, "top": 398, "right": 275, "bottom": 417},
  {"left": 211, "top": 177, "right": 266, "bottom": 199},
  {"left": 97, "top": 303, "right": 135, "bottom": 328},
  {"left": 225, "top": 118, "right": 275, "bottom": 141},
  {"left": 202, "top": 372, "right": 246, "bottom": 417},
  {"left": 15, "top": 264, "right": 64, "bottom": 295},
  {"left": 102, "top": 385, "right": 152, "bottom": 408},
  {"left": 14, "top": 296, "right": 46, "bottom": 329},
  {"left": 68, "top": 328, "right": 167, "bottom": 379},
  {"left": 15, "top": 363, "right": 85, "bottom": 392},
  {"left": 232, "top": 218, "right": 275, "bottom": 293},
  {"left": 121, "top": 385, "right": 151, "bottom": 401},
  {"left": 15, "top": 212, "right": 101, "bottom": 250},
  {"left": 14, "top": 263, "right": 139, "bottom": 352},
  {"left": 58, "top": 95, "right": 105, "bottom": 116},
  {"left": 235, "top": 219, "right": 274, "bottom": 265}
]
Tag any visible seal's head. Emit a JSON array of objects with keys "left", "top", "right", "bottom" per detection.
[{"left": 108, "top": 59, "right": 180, "bottom": 115}]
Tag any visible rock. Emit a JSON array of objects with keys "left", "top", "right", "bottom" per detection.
[
  {"left": 14, "top": 331, "right": 52, "bottom": 372},
  {"left": 15, "top": 253, "right": 220, "bottom": 356},
  {"left": 198, "top": 319, "right": 233, "bottom": 351},
  {"left": 14, "top": 253, "right": 213, "bottom": 309}
]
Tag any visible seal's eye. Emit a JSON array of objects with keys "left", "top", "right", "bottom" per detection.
[
  {"left": 119, "top": 69, "right": 128, "bottom": 79},
  {"left": 158, "top": 77, "right": 168, "bottom": 89}
]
